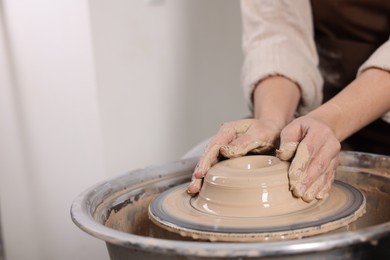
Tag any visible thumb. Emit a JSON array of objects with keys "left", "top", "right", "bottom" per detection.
[
  {"left": 276, "top": 121, "right": 305, "bottom": 161},
  {"left": 277, "top": 141, "right": 299, "bottom": 161}
]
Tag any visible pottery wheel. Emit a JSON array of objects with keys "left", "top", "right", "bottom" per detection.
[{"left": 148, "top": 181, "right": 366, "bottom": 242}]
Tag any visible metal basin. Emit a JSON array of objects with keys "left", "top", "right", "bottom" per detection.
[{"left": 70, "top": 151, "right": 390, "bottom": 259}]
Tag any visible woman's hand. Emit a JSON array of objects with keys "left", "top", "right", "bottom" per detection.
[
  {"left": 187, "top": 118, "right": 282, "bottom": 194},
  {"left": 187, "top": 75, "right": 301, "bottom": 195},
  {"left": 278, "top": 68, "right": 390, "bottom": 201},
  {"left": 277, "top": 116, "right": 341, "bottom": 202}
]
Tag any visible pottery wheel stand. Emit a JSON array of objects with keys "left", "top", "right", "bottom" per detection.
[{"left": 149, "top": 156, "right": 366, "bottom": 242}]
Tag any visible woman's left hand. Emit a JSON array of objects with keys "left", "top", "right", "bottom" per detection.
[{"left": 277, "top": 116, "right": 341, "bottom": 202}]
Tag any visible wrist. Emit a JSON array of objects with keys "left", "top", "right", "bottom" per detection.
[
  {"left": 305, "top": 104, "right": 343, "bottom": 141},
  {"left": 307, "top": 68, "right": 390, "bottom": 142},
  {"left": 253, "top": 75, "right": 301, "bottom": 127}
]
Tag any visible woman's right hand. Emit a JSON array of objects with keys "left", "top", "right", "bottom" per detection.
[{"left": 187, "top": 118, "right": 283, "bottom": 194}]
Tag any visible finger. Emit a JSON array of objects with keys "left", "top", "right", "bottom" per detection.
[
  {"left": 302, "top": 154, "right": 338, "bottom": 201},
  {"left": 302, "top": 158, "right": 338, "bottom": 201},
  {"left": 193, "top": 143, "right": 222, "bottom": 179},
  {"left": 187, "top": 178, "right": 203, "bottom": 194},
  {"left": 277, "top": 142, "right": 299, "bottom": 161},
  {"left": 295, "top": 134, "right": 340, "bottom": 194},
  {"left": 220, "top": 122, "right": 275, "bottom": 157},
  {"left": 188, "top": 120, "right": 255, "bottom": 195},
  {"left": 302, "top": 173, "right": 326, "bottom": 202},
  {"left": 279, "top": 121, "right": 310, "bottom": 190},
  {"left": 285, "top": 123, "right": 340, "bottom": 197},
  {"left": 302, "top": 158, "right": 336, "bottom": 202},
  {"left": 288, "top": 142, "right": 312, "bottom": 198},
  {"left": 193, "top": 124, "right": 239, "bottom": 178},
  {"left": 279, "top": 120, "right": 307, "bottom": 151},
  {"left": 316, "top": 158, "right": 338, "bottom": 199}
]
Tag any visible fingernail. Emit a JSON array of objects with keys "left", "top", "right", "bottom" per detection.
[
  {"left": 292, "top": 184, "right": 306, "bottom": 198},
  {"left": 187, "top": 179, "right": 201, "bottom": 194},
  {"left": 187, "top": 187, "right": 196, "bottom": 195},
  {"left": 221, "top": 145, "right": 236, "bottom": 157},
  {"left": 187, "top": 184, "right": 196, "bottom": 195},
  {"left": 303, "top": 192, "right": 315, "bottom": 202},
  {"left": 316, "top": 191, "right": 329, "bottom": 200},
  {"left": 317, "top": 185, "right": 331, "bottom": 200},
  {"left": 290, "top": 184, "right": 302, "bottom": 198}
]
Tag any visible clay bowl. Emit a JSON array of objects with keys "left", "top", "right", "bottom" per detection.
[
  {"left": 148, "top": 155, "right": 366, "bottom": 241},
  {"left": 191, "top": 155, "right": 311, "bottom": 217}
]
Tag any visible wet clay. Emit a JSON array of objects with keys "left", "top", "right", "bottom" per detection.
[
  {"left": 148, "top": 156, "right": 366, "bottom": 241},
  {"left": 192, "top": 156, "right": 312, "bottom": 217}
]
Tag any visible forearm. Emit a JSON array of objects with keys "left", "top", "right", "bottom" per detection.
[
  {"left": 253, "top": 76, "right": 301, "bottom": 129},
  {"left": 307, "top": 68, "right": 390, "bottom": 141}
]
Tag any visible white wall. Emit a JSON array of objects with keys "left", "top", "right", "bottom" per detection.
[
  {"left": 90, "top": 0, "right": 247, "bottom": 175},
  {"left": 0, "top": 1, "right": 109, "bottom": 259},
  {"left": 0, "top": 0, "right": 247, "bottom": 259}
]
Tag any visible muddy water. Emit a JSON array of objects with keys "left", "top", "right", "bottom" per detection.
[{"left": 104, "top": 166, "right": 390, "bottom": 242}]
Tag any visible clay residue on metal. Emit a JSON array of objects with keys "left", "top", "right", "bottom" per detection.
[
  {"left": 104, "top": 193, "right": 193, "bottom": 241},
  {"left": 105, "top": 195, "right": 155, "bottom": 235},
  {"left": 335, "top": 166, "right": 390, "bottom": 229}
]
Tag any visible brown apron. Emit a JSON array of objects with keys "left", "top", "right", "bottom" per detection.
[{"left": 311, "top": 0, "right": 390, "bottom": 155}]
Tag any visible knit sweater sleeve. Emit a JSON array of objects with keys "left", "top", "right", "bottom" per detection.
[
  {"left": 240, "top": 0, "right": 323, "bottom": 116},
  {"left": 357, "top": 38, "right": 390, "bottom": 123}
]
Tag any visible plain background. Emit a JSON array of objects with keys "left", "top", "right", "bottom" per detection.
[{"left": 0, "top": 0, "right": 247, "bottom": 259}]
